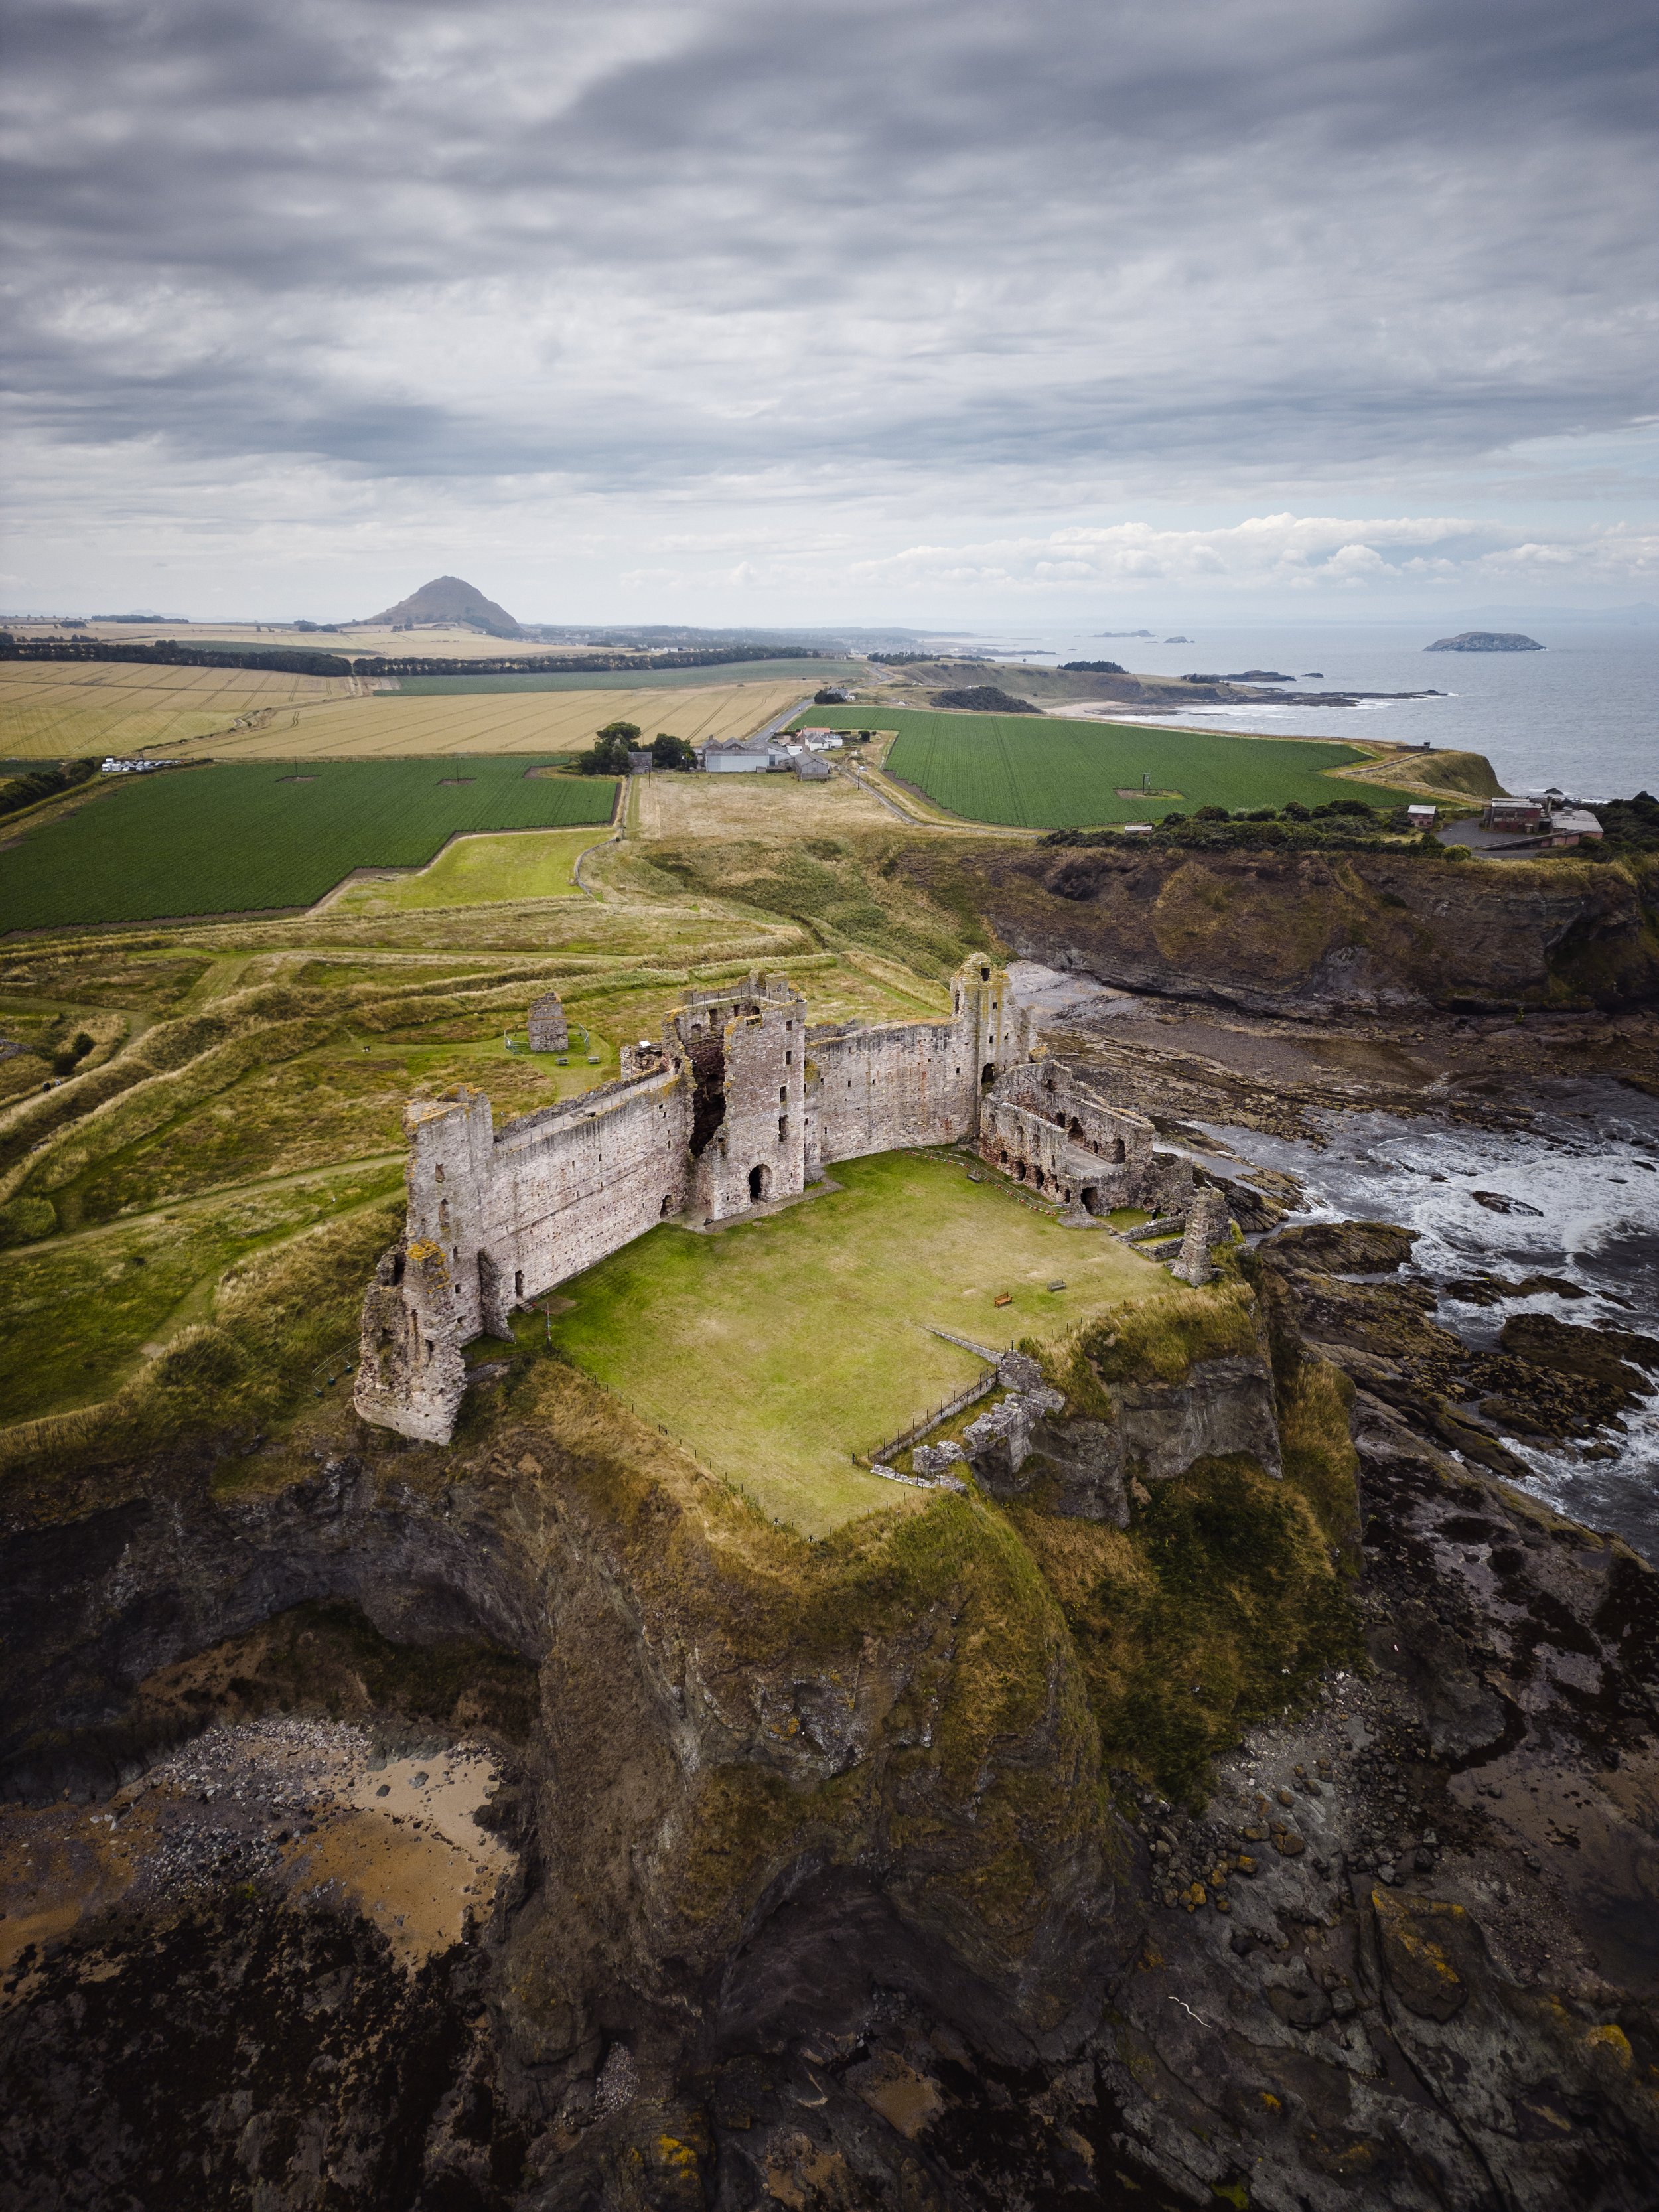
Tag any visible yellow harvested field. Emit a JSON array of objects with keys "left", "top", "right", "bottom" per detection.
[
  {"left": 183, "top": 682, "right": 810, "bottom": 760},
  {"left": 0, "top": 660, "right": 360, "bottom": 759},
  {"left": 7, "top": 621, "right": 583, "bottom": 663},
  {"left": 634, "top": 765, "right": 893, "bottom": 837}
]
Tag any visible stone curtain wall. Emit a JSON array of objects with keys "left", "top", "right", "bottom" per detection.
[
  {"left": 807, "top": 1017, "right": 975, "bottom": 1167},
  {"left": 806, "top": 962, "right": 1028, "bottom": 1173},
  {"left": 357, "top": 959, "right": 1035, "bottom": 1442},
  {"left": 486, "top": 1067, "right": 692, "bottom": 1292}
]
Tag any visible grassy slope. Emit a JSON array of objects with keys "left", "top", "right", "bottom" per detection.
[
  {"left": 0, "top": 762, "right": 617, "bottom": 929},
  {"left": 790, "top": 707, "right": 1406, "bottom": 826},
  {"left": 547, "top": 1151, "right": 1168, "bottom": 1534},
  {"left": 0, "top": 1161, "right": 403, "bottom": 1423},
  {"left": 325, "top": 827, "right": 607, "bottom": 914}
]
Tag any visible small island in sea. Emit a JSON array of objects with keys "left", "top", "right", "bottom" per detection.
[{"left": 1425, "top": 629, "right": 1544, "bottom": 651}]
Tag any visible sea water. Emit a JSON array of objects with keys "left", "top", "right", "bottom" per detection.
[
  {"left": 1191, "top": 1082, "right": 1659, "bottom": 1562},
  {"left": 962, "top": 621, "right": 1659, "bottom": 799}
]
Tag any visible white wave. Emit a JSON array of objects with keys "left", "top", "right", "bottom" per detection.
[{"left": 1197, "top": 1086, "right": 1659, "bottom": 1555}]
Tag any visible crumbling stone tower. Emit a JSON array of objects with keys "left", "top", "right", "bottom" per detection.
[
  {"left": 670, "top": 974, "right": 808, "bottom": 1219},
  {"left": 526, "top": 990, "right": 568, "bottom": 1053}
]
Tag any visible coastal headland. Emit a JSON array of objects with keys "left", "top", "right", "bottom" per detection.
[{"left": 1, "top": 715, "right": 1656, "bottom": 2211}]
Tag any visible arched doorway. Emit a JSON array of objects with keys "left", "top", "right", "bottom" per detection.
[{"left": 749, "top": 1163, "right": 772, "bottom": 1204}]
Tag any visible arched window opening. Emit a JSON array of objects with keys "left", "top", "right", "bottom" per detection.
[
  {"left": 661, "top": 1193, "right": 673, "bottom": 1216},
  {"left": 981, "top": 1063, "right": 995, "bottom": 1087},
  {"left": 514, "top": 1269, "right": 524, "bottom": 1299},
  {"left": 749, "top": 1163, "right": 772, "bottom": 1203}
]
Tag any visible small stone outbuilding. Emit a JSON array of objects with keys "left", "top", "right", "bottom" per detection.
[{"left": 527, "top": 990, "right": 569, "bottom": 1053}]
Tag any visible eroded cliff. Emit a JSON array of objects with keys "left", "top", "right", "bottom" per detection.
[
  {"left": 2, "top": 1221, "right": 1656, "bottom": 2211},
  {"left": 899, "top": 844, "right": 1659, "bottom": 1018}
]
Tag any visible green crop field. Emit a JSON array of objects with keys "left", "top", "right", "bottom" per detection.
[
  {"left": 391, "top": 658, "right": 861, "bottom": 695},
  {"left": 790, "top": 707, "right": 1404, "bottom": 827},
  {"left": 0, "top": 760, "right": 618, "bottom": 930}
]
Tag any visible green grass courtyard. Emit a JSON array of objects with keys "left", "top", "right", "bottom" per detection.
[{"left": 543, "top": 1150, "right": 1166, "bottom": 1534}]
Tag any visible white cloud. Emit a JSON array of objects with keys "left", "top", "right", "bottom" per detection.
[{"left": 1, "top": 0, "right": 1653, "bottom": 613}]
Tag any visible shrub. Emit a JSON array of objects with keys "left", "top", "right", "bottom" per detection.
[
  {"left": 50, "top": 1030, "right": 95, "bottom": 1077},
  {"left": 0, "top": 1195, "right": 56, "bottom": 1248}
]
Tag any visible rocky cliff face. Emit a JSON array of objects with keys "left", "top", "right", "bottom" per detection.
[
  {"left": 900, "top": 845, "right": 1659, "bottom": 1018},
  {"left": 2, "top": 1226, "right": 1655, "bottom": 2210}
]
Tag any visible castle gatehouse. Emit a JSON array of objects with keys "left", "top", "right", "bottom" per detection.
[{"left": 353, "top": 957, "right": 1164, "bottom": 1443}]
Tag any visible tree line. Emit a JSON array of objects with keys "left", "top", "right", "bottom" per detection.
[
  {"left": 575, "top": 723, "right": 698, "bottom": 775},
  {"left": 0, "top": 632, "right": 830, "bottom": 682}
]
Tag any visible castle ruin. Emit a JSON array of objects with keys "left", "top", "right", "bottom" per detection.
[{"left": 354, "top": 957, "right": 1175, "bottom": 1443}]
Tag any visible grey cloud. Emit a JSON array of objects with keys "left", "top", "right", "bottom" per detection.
[{"left": 1, "top": 0, "right": 1655, "bottom": 505}]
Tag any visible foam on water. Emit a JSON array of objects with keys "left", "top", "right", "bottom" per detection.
[{"left": 1189, "top": 1081, "right": 1659, "bottom": 1558}]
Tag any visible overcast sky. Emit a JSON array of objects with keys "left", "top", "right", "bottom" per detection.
[{"left": 3, "top": 0, "right": 1656, "bottom": 625}]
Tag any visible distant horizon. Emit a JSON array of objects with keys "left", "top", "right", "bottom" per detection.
[{"left": 5, "top": 599, "right": 1658, "bottom": 636}]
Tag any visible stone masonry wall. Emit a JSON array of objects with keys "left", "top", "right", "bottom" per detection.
[
  {"left": 806, "top": 959, "right": 1027, "bottom": 1175},
  {"left": 526, "top": 991, "right": 568, "bottom": 1053},
  {"left": 977, "top": 1059, "right": 1160, "bottom": 1213}
]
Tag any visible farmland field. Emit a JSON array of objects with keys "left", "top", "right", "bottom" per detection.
[
  {"left": 790, "top": 707, "right": 1405, "bottom": 826},
  {"left": 390, "top": 658, "right": 864, "bottom": 694},
  {"left": 0, "top": 761, "right": 617, "bottom": 930},
  {"left": 186, "top": 680, "right": 810, "bottom": 760},
  {"left": 0, "top": 660, "right": 359, "bottom": 760}
]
